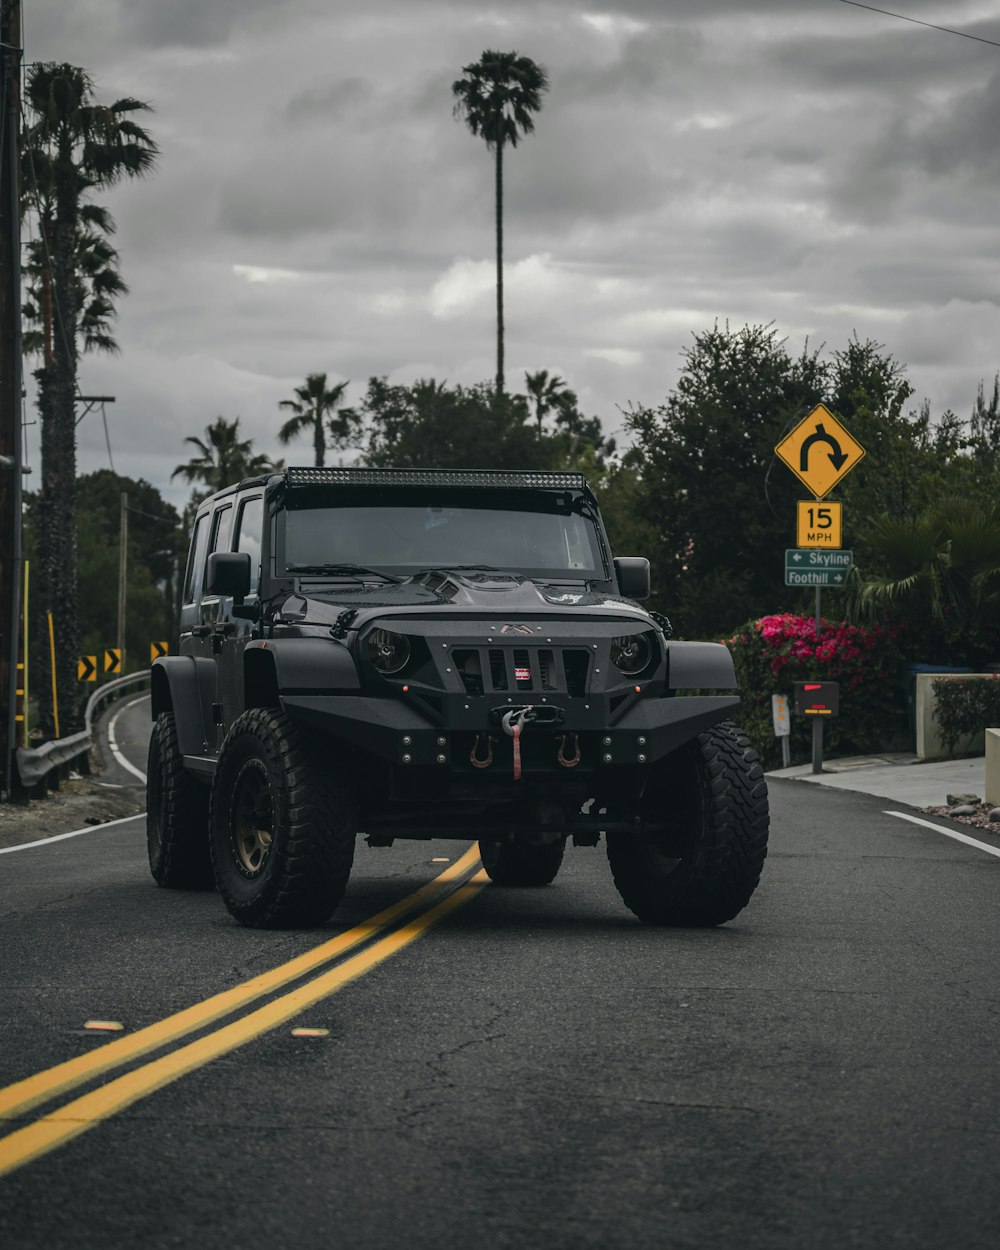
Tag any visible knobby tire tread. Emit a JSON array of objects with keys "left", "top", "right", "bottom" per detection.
[
  {"left": 147, "top": 712, "right": 213, "bottom": 889},
  {"left": 607, "top": 720, "right": 769, "bottom": 926},
  {"left": 210, "top": 708, "right": 356, "bottom": 929}
]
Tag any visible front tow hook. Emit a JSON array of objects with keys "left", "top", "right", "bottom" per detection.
[{"left": 489, "top": 704, "right": 566, "bottom": 727}]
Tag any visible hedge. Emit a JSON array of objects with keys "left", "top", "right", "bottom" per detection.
[
  {"left": 725, "top": 612, "right": 908, "bottom": 769},
  {"left": 931, "top": 674, "right": 1000, "bottom": 756}
]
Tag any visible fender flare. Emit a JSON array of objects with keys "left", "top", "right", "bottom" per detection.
[
  {"left": 244, "top": 638, "right": 361, "bottom": 693},
  {"left": 666, "top": 641, "right": 737, "bottom": 690},
  {"left": 150, "top": 656, "right": 217, "bottom": 756}
]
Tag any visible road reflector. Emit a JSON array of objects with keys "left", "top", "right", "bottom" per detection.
[
  {"left": 84, "top": 1020, "right": 125, "bottom": 1032},
  {"left": 290, "top": 1027, "right": 330, "bottom": 1038},
  {"left": 771, "top": 694, "right": 790, "bottom": 737},
  {"left": 431, "top": 857, "right": 450, "bottom": 863}
]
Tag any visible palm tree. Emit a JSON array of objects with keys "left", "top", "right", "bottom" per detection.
[
  {"left": 848, "top": 499, "right": 1000, "bottom": 665},
  {"left": 524, "top": 369, "right": 570, "bottom": 439},
  {"left": 21, "top": 63, "right": 157, "bottom": 733},
  {"left": 453, "top": 51, "right": 548, "bottom": 398},
  {"left": 172, "top": 417, "right": 276, "bottom": 498},
  {"left": 277, "top": 373, "right": 359, "bottom": 467}
]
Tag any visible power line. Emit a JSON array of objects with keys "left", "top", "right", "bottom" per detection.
[{"left": 835, "top": 0, "right": 1000, "bottom": 49}]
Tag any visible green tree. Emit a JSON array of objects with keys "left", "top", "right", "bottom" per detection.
[
  {"left": 524, "top": 369, "right": 570, "bottom": 439},
  {"left": 21, "top": 63, "right": 157, "bottom": 732},
  {"left": 74, "top": 472, "right": 181, "bottom": 673},
  {"left": 621, "top": 323, "right": 828, "bottom": 637},
  {"left": 277, "top": 372, "right": 360, "bottom": 467},
  {"left": 452, "top": 51, "right": 548, "bottom": 397},
  {"left": 361, "top": 377, "right": 538, "bottom": 469},
  {"left": 172, "top": 417, "right": 276, "bottom": 499},
  {"left": 847, "top": 499, "right": 1000, "bottom": 667}
]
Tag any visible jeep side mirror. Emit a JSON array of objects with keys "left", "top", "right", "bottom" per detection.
[
  {"left": 614, "top": 556, "right": 650, "bottom": 600},
  {"left": 206, "top": 551, "right": 252, "bottom": 603}
]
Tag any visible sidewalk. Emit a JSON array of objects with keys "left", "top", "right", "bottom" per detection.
[{"left": 766, "top": 752, "right": 986, "bottom": 808}]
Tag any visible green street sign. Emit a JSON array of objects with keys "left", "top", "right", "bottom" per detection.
[
  {"left": 785, "top": 568, "right": 849, "bottom": 587},
  {"left": 785, "top": 549, "right": 853, "bottom": 570},
  {"left": 784, "top": 548, "right": 852, "bottom": 587}
]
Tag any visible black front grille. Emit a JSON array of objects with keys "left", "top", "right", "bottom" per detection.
[{"left": 453, "top": 646, "right": 590, "bottom": 696}]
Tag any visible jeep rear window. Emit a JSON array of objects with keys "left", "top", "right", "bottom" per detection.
[{"left": 278, "top": 495, "right": 604, "bottom": 580}]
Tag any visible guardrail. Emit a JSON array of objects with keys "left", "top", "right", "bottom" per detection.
[{"left": 15, "top": 669, "right": 151, "bottom": 789}]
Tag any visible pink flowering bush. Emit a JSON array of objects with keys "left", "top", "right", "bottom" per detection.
[{"left": 725, "top": 612, "right": 908, "bottom": 768}]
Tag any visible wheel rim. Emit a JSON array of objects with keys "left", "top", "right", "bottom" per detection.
[{"left": 231, "top": 760, "right": 274, "bottom": 875}]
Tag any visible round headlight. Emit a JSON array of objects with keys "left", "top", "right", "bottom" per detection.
[
  {"left": 611, "top": 632, "right": 653, "bottom": 676},
  {"left": 367, "top": 628, "right": 411, "bottom": 675}
]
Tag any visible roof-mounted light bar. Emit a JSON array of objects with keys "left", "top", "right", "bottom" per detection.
[{"left": 285, "top": 468, "right": 588, "bottom": 490}]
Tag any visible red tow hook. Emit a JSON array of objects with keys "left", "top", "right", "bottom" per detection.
[{"left": 501, "top": 708, "right": 532, "bottom": 781}]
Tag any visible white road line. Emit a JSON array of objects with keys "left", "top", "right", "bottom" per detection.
[
  {"left": 1, "top": 695, "right": 150, "bottom": 855},
  {"left": 886, "top": 810, "right": 1000, "bottom": 860},
  {"left": 107, "top": 694, "right": 149, "bottom": 784},
  {"left": 0, "top": 812, "right": 147, "bottom": 855}
]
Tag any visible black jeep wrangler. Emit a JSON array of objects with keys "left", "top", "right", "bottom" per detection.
[{"left": 148, "top": 468, "right": 767, "bottom": 928}]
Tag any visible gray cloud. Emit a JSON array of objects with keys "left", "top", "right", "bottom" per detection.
[{"left": 21, "top": 0, "right": 1000, "bottom": 507}]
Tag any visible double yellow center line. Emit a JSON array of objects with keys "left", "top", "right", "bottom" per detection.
[{"left": 0, "top": 847, "right": 486, "bottom": 1178}]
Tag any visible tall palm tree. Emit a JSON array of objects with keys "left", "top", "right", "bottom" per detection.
[
  {"left": 22, "top": 63, "right": 157, "bottom": 733},
  {"left": 524, "top": 369, "right": 570, "bottom": 439},
  {"left": 453, "top": 51, "right": 548, "bottom": 398},
  {"left": 277, "top": 373, "right": 358, "bottom": 467},
  {"left": 172, "top": 417, "right": 275, "bottom": 498}
]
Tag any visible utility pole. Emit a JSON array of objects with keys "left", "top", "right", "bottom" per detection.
[
  {"left": 0, "top": 0, "right": 23, "bottom": 800},
  {"left": 117, "top": 491, "right": 128, "bottom": 662}
]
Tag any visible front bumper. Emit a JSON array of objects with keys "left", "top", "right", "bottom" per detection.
[{"left": 280, "top": 691, "right": 739, "bottom": 771}]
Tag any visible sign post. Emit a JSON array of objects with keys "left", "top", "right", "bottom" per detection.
[{"left": 775, "top": 404, "right": 865, "bottom": 775}]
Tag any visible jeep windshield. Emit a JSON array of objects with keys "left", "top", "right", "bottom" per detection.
[{"left": 278, "top": 492, "right": 605, "bottom": 581}]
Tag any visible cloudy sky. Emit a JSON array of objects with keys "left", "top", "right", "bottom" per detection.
[{"left": 22, "top": 0, "right": 1000, "bottom": 509}]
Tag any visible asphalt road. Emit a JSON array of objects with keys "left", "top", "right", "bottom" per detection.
[{"left": 1, "top": 699, "right": 999, "bottom": 1250}]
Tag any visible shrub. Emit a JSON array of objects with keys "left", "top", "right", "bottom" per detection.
[
  {"left": 931, "top": 674, "right": 1000, "bottom": 756},
  {"left": 726, "top": 612, "right": 907, "bottom": 768}
]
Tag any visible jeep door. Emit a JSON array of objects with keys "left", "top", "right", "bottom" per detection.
[{"left": 216, "top": 492, "right": 263, "bottom": 729}]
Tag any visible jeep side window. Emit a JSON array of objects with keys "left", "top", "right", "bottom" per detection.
[
  {"left": 183, "top": 513, "right": 210, "bottom": 605},
  {"left": 234, "top": 495, "right": 263, "bottom": 586},
  {"left": 203, "top": 504, "right": 234, "bottom": 597}
]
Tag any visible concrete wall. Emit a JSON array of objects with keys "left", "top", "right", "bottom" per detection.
[
  {"left": 915, "top": 673, "right": 991, "bottom": 760},
  {"left": 986, "top": 729, "right": 1000, "bottom": 807}
]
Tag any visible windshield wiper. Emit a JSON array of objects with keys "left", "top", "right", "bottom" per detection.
[{"left": 287, "top": 563, "right": 403, "bottom": 583}]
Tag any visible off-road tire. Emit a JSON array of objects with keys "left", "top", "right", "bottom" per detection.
[
  {"left": 479, "top": 836, "right": 566, "bottom": 886},
  {"left": 147, "top": 712, "right": 213, "bottom": 889},
  {"left": 607, "top": 721, "right": 768, "bottom": 926},
  {"left": 209, "top": 709, "right": 357, "bottom": 929}
]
